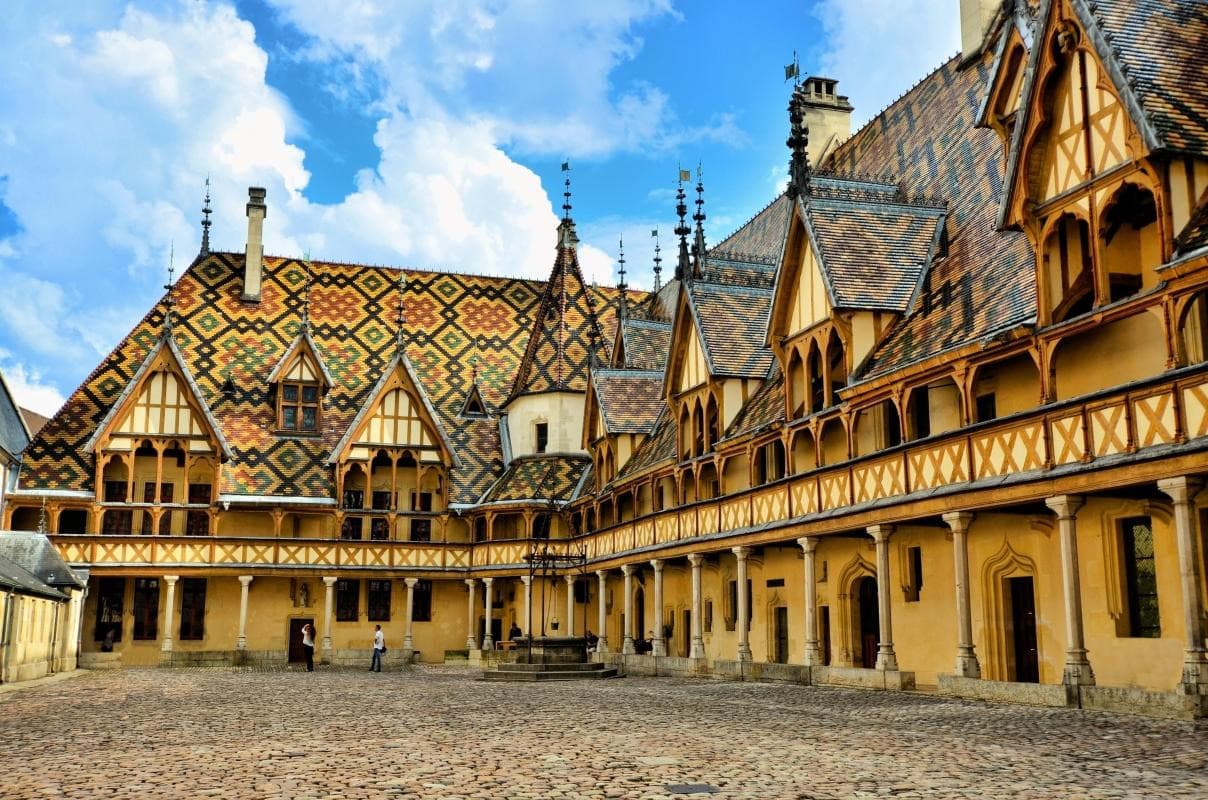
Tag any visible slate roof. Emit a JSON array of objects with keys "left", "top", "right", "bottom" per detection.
[
  {"left": 0, "top": 553, "right": 67, "bottom": 600},
  {"left": 592, "top": 369, "right": 665, "bottom": 435},
  {"left": 479, "top": 454, "right": 590, "bottom": 505},
  {"left": 509, "top": 221, "right": 607, "bottom": 401},
  {"left": 710, "top": 193, "right": 793, "bottom": 264},
  {"left": 19, "top": 408, "right": 49, "bottom": 438},
  {"left": 18, "top": 252, "right": 627, "bottom": 506},
  {"left": 804, "top": 197, "right": 945, "bottom": 311},
  {"left": 0, "top": 368, "right": 31, "bottom": 462},
  {"left": 688, "top": 282, "right": 776, "bottom": 378},
  {"left": 616, "top": 408, "right": 676, "bottom": 480},
  {"left": 618, "top": 318, "right": 672, "bottom": 371},
  {"left": 701, "top": 255, "right": 778, "bottom": 289},
  {"left": 824, "top": 54, "right": 1035, "bottom": 380},
  {"left": 0, "top": 532, "right": 84, "bottom": 598}
]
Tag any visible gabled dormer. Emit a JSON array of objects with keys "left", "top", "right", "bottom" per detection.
[
  {"left": 267, "top": 327, "right": 333, "bottom": 434},
  {"left": 583, "top": 368, "right": 663, "bottom": 489},
  {"left": 328, "top": 351, "right": 458, "bottom": 528}
]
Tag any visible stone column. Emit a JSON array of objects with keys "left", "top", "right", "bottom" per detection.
[
  {"left": 236, "top": 575, "right": 253, "bottom": 651},
  {"left": 322, "top": 576, "right": 337, "bottom": 661},
  {"left": 733, "top": 546, "right": 752, "bottom": 662},
  {"left": 595, "top": 570, "right": 609, "bottom": 653},
  {"left": 942, "top": 512, "right": 980, "bottom": 678},
  {"left": 1045, "top": 495, "right": 1094, "bottom": 686},
  {"left": 402, "top": 578, "right": 418, "bottom": 652},
  {"left": 565, "top": 574, "right": 576, "bottom": 637},
  {"left": 650, "top": 559, "right": 666, "bottom": 656},
  {"left": 1157, "top": 477, "right": 1207, "bottom": 693},
  {"left": 687, "top": 554, "right": 705, "bottom": 659},
  {"left": 161, "top": 575, "right": 179, "bottom": 653},
  {"left": 481, "top": 577, "right": 494, "bottom": 650},
  {"left": 621, "top": 564, "right": 635, "bottom": 654},
  {"left": 464, "top": 578, "right": 477, "bottom": 650},
  {"left": 868, "top": 526, "right": 898, "bottom": 671},
  {"left": 520, "top": 575, "right": 533, "bottom": 637},
  {"left": 797, "top": 537, "right": 823, "bottom": 666}
]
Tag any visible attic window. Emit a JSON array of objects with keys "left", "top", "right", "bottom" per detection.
[
  {"left": 280, "top": 381, "right": 320, "bottom": 432},
  {"left": 460, "top": 383, "right": 488, "bottom": 418},
  {"left": 535, "top": 422, "right": 549, "bottom": 454}
]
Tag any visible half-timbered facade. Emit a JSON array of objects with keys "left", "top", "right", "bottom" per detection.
[{"left": 4, "top": 0, "right": 1208, "bottom": 717}]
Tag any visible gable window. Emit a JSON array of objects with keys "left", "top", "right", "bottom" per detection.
[
  {"left": 535, "top": 422, "right": 549, "bottom": 454},
  {"left": 280, "top": 381, "right": 320, "bottom": 432},
  {"left": 179, "top": 578, "right": 206, "bottom": 640},
  {"left": 336, "top": 579, "right": 360, "bottom": 622},
  {"left": 132, "top": 578, "right": 159, "bottom": 640},
  {"left": 367, "top": 580, "right": 391, "bottom": 622},
  {"left": 1121, "top": 517, "right": 1160, "bottom": 638},
  {"left": 186, "top": 483, "right": 210, "bottom": 536}
]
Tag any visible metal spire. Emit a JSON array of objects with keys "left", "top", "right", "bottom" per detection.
[
  {"left": 692, "top": 164, "right": 707, "bottom": 279},
  {"left": 674, "top": 168, "right": 691, "bottom": 282},
  {"left": 787, "top": 83, "right": 811, "bottom": 198},
  {"left": 651, "top": 227, "right": 662, "bottom": 294},
  {"left": 396, "top": 270, "right": 408, "bottom": 356},
  {"left": 301, "top": 251, "right": 312, "bottom": 332},
  {"left": 199, "top": 176, "right": 212, "bottom": 257},
  {"left": 617, "top": 237, "right": 628, "bottom": 320},
  {"left": 561, "top": 161, "right": 572, "bottom": 222},
  {"left": 163, "top": 243, "right": 176, "bottom": 334}
]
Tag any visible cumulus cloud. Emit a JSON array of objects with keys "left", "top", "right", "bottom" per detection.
[
  {"left": 813, "top": 0, "right": 960, "bottom": 128},
  {"left": 0, "top": 350, "right": 66, "bottom": 417}
]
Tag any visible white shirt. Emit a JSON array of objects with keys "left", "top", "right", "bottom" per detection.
[
  {"left": 302, "top": 628, "right": 314, "bottom": 647},
  {"left": 374, "top": 629, "right": 384, "bottom": 650}
]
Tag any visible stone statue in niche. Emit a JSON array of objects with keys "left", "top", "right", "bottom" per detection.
[{"left": 299, "top": 581, "right": 310, "bottom": 608}]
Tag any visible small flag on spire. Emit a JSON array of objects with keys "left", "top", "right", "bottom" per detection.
[
  {"left": 561, "top": 161, "right": 570, "bottom": 172},
  {"left": 784, "top": 62, "right": 799, "bottom": 81},
  {"left": 650, "top": 229, "right": 658, "bottom": 237},
  {"left": 679, "top": 168, "right": 691, "bottom": 182}
]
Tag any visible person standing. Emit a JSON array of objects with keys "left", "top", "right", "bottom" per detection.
[
  {"left": 370, "top": 624, "right": 384, "bottom": 672},
  {"left": 301, "top": 622, "right": 315, "bottom": 672}
]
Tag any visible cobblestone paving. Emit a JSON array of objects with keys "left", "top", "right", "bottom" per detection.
[{"left": 3, "top": 665, "right": 1207, "bottom": 799}]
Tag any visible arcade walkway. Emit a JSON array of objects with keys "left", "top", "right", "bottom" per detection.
[{"left": 2, "top": 666, "right": 1207, "bottom": 798}]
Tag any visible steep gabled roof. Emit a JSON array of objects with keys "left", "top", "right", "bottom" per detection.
[
  {"left": 592, "top": 369, "right": 665, "bottom": 435},
  {"left": 688, "top": 282, "right": 776, "bottom": 378},
  {"left": 266, "top": 327, "right": 335, "bottom": 387},
  {"left": 1176, "top": 188, "right": 1208, "bottom": 256},
  {"left": 710, "top": 193, "right": 793, "bottom": 264},
  {"left": 82, "top": 333, "right": 232, "bottom": 459},
  {"left": 508, "top": 221, "right": 606, "bottom": 401},
  {"left": 722, "top": 366, "right": 785, "bottom": 442},
  {"left": 0, "top": 367, "right": 31, "bottom": 462},
  {"left": 478, "top": 453, "right": 590, "bottom": 505},
  {"left": 617, "top": 318, "right": 672, "bottom": 371},
  {"left": 616, "top": 406, "right": 676, "bottom": 481}
]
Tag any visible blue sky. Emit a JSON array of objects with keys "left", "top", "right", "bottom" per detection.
[{"left": 0, "top": 0, "right": 958, "bottom": 415}]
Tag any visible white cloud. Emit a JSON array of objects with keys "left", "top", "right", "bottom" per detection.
[
  {"left": 813, "top": 0, "right": 960, "bottom": 128},
  {"left": 0, "top": 351, "right": 66, "bottom": 417}
]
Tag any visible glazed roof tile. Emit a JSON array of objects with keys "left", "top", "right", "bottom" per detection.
[
  {"left": 688, "top": 282, "right": 776, "bottom": 378},
  {"left": 480, "top": 454, "right": 590, "bottom": 505},
  {"left": 805, "top": 198, "right": 944, "bottom": 311},
  {"left": 824, "top": 54, "right": 1035, "bottom": 380},
  {"left": 593, "top": 369, "right": 665, "bottom": 435},
  {"left": 619, "top": 318, "right": 672, "bottom": 371},
  {"left": 616, "top": 407, "right": 676, "bottom": 480},
  {"left": 1176, "top": 190, "right": 1208, "bottom": 255},
  {"left": 18, "top": 253, "right": 626, "bottom": 506},
  {"left": 709, "top": 193, "right": 793, "bottom": 265},
  {"left": 723, "top": 368, "right": 785, "bottom": 441}
]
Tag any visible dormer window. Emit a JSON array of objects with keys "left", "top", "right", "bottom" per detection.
[
  {"left": 535, "top": 422, "right": 549, "bottom": 453},
  {"left": 281, "top": 381, "right": 320, "bottom": 432}
]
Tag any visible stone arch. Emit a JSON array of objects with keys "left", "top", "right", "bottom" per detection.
[
  {"left": 979, "top": 540, "right": 1040, "bottom": 682},
  {"left": 1099, "top": 181, "right": 1160, "bottom": 300},
  {"left": 834, "top": 551, "right": 876, "bottom": 668},
  {"left": 790, "top": 427, "right": 817, "bottom": 474}
]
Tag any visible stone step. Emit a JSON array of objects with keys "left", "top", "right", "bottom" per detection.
[
  {"left": 493, "top": 662, "right": 607, "bottom": 673},
  {"left": 482, "top": 665, "right": 619, "bottom": 682}
]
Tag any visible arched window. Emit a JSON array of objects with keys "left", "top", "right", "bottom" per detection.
[
  {"left": 807, "top": 340, "right": 824, "bottom": 413},
  {"left": 1100, "top": 182, "right": 1159, "bottom": 302},
  {"left": 787, "top": 348, "right": 806, "bottom": 419},
  {"left": 1044, "top": 213, "right": 1094, "bottom": 323},
  {"left": 826, "top": 329, "right": 846, "bottom": 406},
  {"left": 705, "top": 396, "right": 720, "bottom": 451}
]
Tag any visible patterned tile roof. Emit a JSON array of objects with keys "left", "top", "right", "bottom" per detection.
[
  {"left": 509, "top": 222, "right": 608, "bottom": 401},
  {"left": 618, "top": 318, "right": 672, "bottom": 371},
  {"left": 710, "top": 193, "right": 792, "bottom": 264},
  {"left": 1175, "top": 190, "right": 1208, "bottom": 255},
  {"left": 479, "top": 454, "right": 589, "bottom": 505},
  {"left": 805, "top": 197, "right": 944, "bottom": 311},
  {"left": 701, "top": 255, "right": 777, "bottom": 289},
  {"left": 592, "top": 369, "right": 665, "bottom": 435},
  {"left": 723, "top": 367, "right": 785, "bottom": 441},
  {"left": 1077, "top": 0, "right": 1208, "bottom": 158},
  {"left": 18, "top": 253, "right": 625, "bottom": 506},
  {"left": 616, "top": 407, "right": 676, "bottom": 480},
  {"left": 824, "top": 54, "right": 1035, "bottom": 380},
  {"left": 688, "top": 282, "right": 776, "bottom": 378}
]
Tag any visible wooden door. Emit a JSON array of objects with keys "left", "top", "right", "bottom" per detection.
[
  {"left": 1008, "top": 577, "right": 1040, "bottom": 683},
  {"left": 857, "top": 577, "right": 879, "bottom": 669},
  {"left": 288, "top": 618, "right": 313, "bottom": 663},
  {"left": 681, "top": 610, "right": 691, "bottom": 657},
  {"left": 819, "top": 606, "right": 831, "bottom": 666},
  {"left": 773, "top": 606, "right": 789, "bottom": 663}
]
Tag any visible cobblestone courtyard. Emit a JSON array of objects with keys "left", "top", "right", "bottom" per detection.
[{"left": 3, "top": 666, "right": 1208, "bottom": 799}]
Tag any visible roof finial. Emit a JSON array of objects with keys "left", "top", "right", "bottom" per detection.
[
  {"left": 651, "top": 227, "right": 662, "bottom": 293},
  {"left": 561, "top": 160, "right": 572, "bottom": 222},
  {"left": 787, "top": 83, "right": 811, "bottom": 198},
  {"left": 617, "top": 237, "right": 628, "bottom": 320},
  {"left": 199, "top": 175, "right": 212, "bottom": 257},
  {"left": 674, "top": 166, "right": 691, "bottom": 282},
  {"left": 163, "top": 242, "right": 176, "bottom": 334},
  {"left": 692, "top": 163, "right": 706, "bottom": 279},
  {"left": 301, "top": 251, "right": 312, "bottom": 332},
  {"left": 784, "top": 50, "right": 801, "bottom": 88},
  {"left": 38, "top": 496, "right": 47, "bottom": 534}
]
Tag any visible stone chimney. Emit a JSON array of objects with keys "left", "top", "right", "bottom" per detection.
[
  {"left": 798, "top": 77, "right": 853, "bottom": 167},
  {"left": 960, "top": 0, "right": 1000, "bottom": 60},
  {"left": 243, "top": 186, "right": 266, "bottom": 303}
]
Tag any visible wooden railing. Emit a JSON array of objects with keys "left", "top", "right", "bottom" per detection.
[{"left": 52, "top": 367, "right": 1208, "bottom": 572}]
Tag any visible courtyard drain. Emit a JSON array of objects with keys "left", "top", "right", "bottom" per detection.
[{"left": 665, "top": 784, "right": 719, "bottom": 795}]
